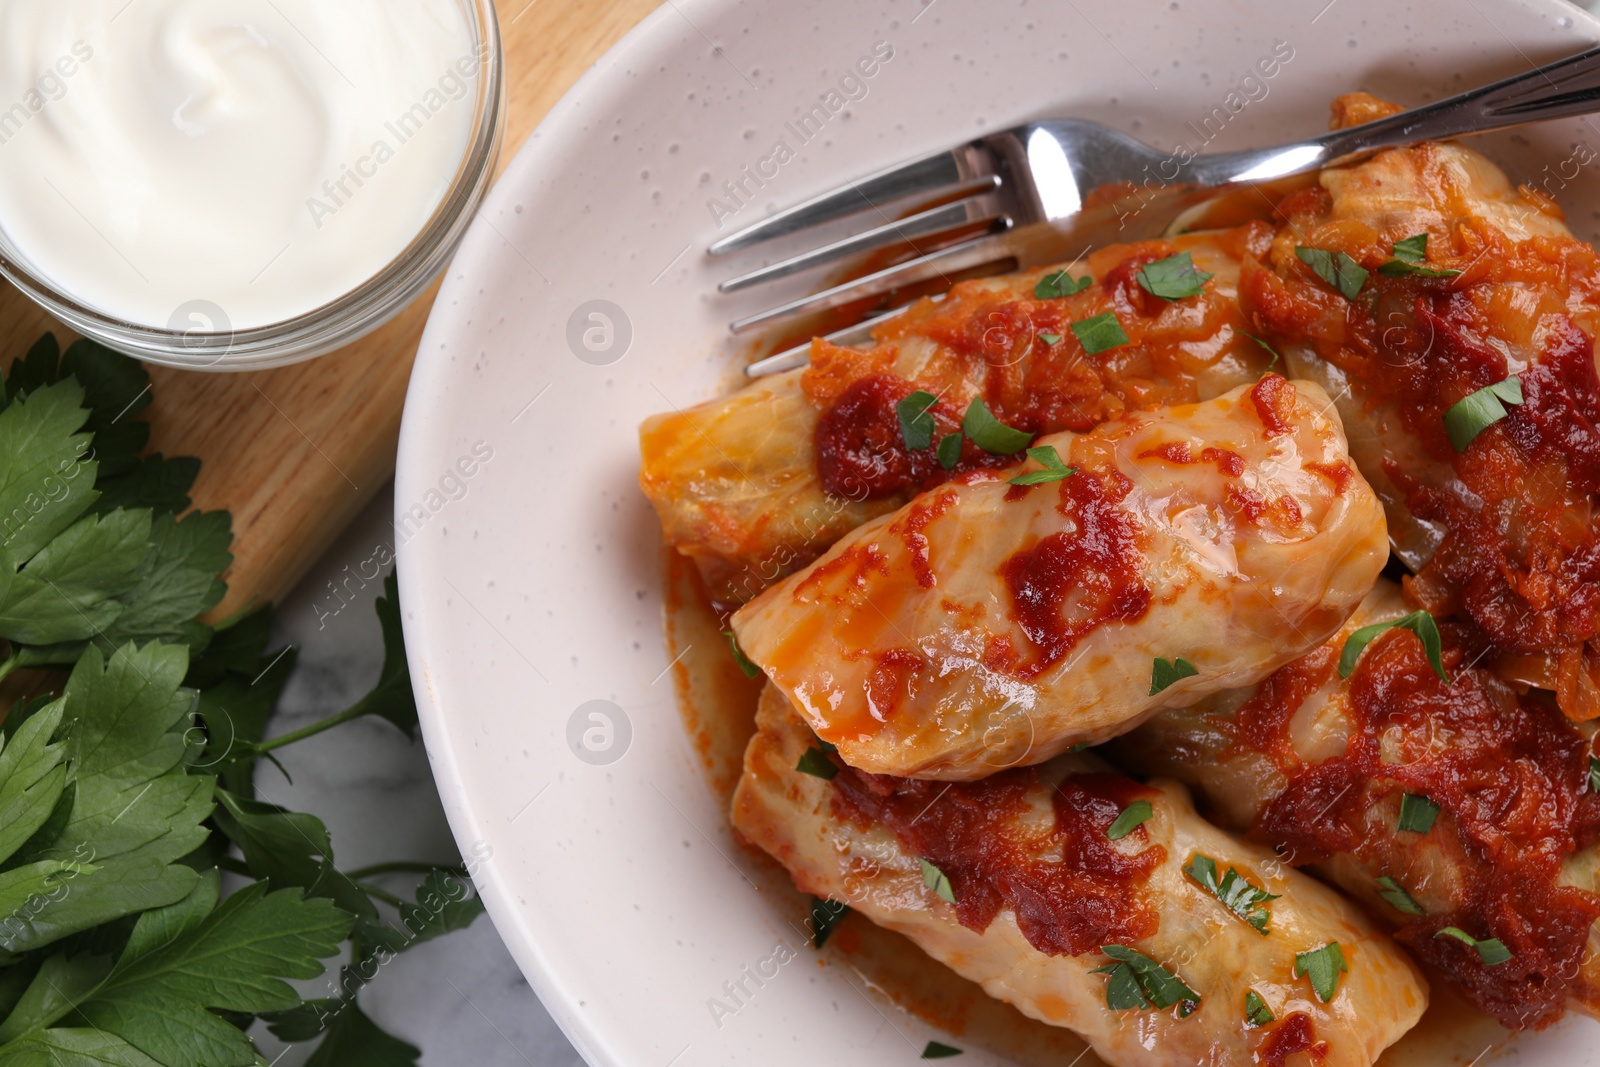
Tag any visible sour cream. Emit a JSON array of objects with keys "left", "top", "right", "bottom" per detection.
[{"left": 0, "top": 0, "right": 478, "bottom": 331}]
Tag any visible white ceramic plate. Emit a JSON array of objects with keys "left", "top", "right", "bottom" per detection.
[{"left": 396, "top": 2, "right": 1600, "bottom": 1063}]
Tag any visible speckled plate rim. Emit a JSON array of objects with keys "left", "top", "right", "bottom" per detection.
[{"left": 396, "top": 2, "right": 1600, "bottom": 1065}]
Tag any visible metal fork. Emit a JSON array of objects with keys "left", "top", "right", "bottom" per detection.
[{"left": 715, "top": 45, "right": 1600, "bottom": 377}]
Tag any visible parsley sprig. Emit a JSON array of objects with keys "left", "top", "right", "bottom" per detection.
[
  {"left": 1093, "top": 945, "right": 1200, "bottom": 1012},
  {"left": 1294, "top": 942, "right": 1348, "bottom": 1002},
  {"left": 0, "top": 335, "right": 481, "bottom": 1066},
  {"left": 1338, "top": 610, "right": 1447, "bottom": 682},
  {"left": 1377, "top": 233, "right": 1462, "bottom": 278},
  {"left": 1183, "top": 855, "right": 1278, "bottom": 934},
  {"left": 1435, "top": 926, "right": 1513, "bottom": 966},
  {"left": 1443, "top": 377, "right": 1522, "bottom": 453}
]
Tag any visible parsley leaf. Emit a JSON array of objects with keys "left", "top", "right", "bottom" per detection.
[
  {"left": 1294, "top": 942, "right": 1348, "bottom": 1003},
  {"left": 1435, "top": 926, "right": 1512, "bottom": 966},
  {"left": 1378, "top": 233, "right": 1462, "bottom": 278},
  {"left": 212, "top": 791, "right": 376, "bottom": 921},
  {"left": 68, "top": 882, "right": 353, "bottom": 1067},
  {"left": 962, "top": 398, "right": 1032, "bottom": 455},
  {"left": 1149, "top": 657, "right": 1198, "bottom": 696},
  {"left": 1397, "top": 793, "right": 1441, "bottom": 834},
  {"left": 722, "top": 630, "right": 761, "bottom": 678},
  {"left": 1245, "top": 989, "right": 1275, "bottom": 1027},
  {"left": 1106, "top": 799, "right": 1153, "bottom": 841},
  {"left": 346, "top": 572, "right": 418, "bottom": 739},
  {"left": 1338, "top": 610, "right": 1446, "bottom": 682},
  {"left": 922, "top": 1041, "right": 963, "bottom": 1059},
  {"left": 919, "top": 858, "right": 956, "bottom": 903},
  {"left": 1071, "top": 312, "right": 1131, "bottom": 355},
  {"left": 1034, "top": 270, "right": 1093, "bottom": 299},
  {"left": 302, "top": 998, "right": 421, "bottom": 1067},
  {"left": 1444, "top": 377, "right": 1523, "bottom": 453},
  {"left": 1007, "top": 445, "right": 1076, "bottom": 486},
  {"left": 1136, "top": 252, "right": 1214, "bottom": 300},
  {"left": 1184, "top": 854, "right": 1278, "bottom": 934},
  {"left": 1590, "top": 756, "right": 1600, "bottom": 795},
  {"left": 796, "top": 748, "right": 838, "bottom": 780},
  {"left": 0, "top": 700, "right": 69, "bottom": 868},
  {"left": 936, "top": 433, "right": 964, "bottom": 469},
  {"left": 897, "top": 390, "right": 939, "bottom": 451},
  {"left": 1093, "top": 945, "right": 1200, "bottom": 1012},
  {"left": 808, "top": 896, "right": 850, "bottom": 948},
  {"left": 1392, "top": 233, "right": 1429, "bottom": 262},
  {"left": 1376, "top": 876, "right": 1425, "bottom": 916},
  {"left": 0, "top": 643, "right": 212, "bottom": 957},
  {"left": 1295, "top": 247, "right": 1368, "bottom": 300}
]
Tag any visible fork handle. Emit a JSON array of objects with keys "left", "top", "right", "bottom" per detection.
[
  {"left": 1184, "top": 45, "right": 1600, "bottom": 186},
  {"left": 1323, "top": 45, "right": 1600, "bottom": 155}
]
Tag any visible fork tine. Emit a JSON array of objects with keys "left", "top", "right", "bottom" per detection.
[
  {"left": 706, "top": 147, "right": 973, "bottom": 256},
  {"left": 717, "top": 180, "right": 1002, "bottom": 293},
  {"left": 743, "top": 303, "right": 922, "bottom": 378},
  {"left": 728, "top": 231, "right": 1014, "bottom": 334}
]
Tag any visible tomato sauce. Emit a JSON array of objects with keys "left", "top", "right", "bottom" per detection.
[
  {"left": 1244, "top": 183, "right": 1600, "bottom": 718},
  {"left": 1239, "top": 626, "right": 1600, "bottom": 1027},
  {"left": 830, "top": 766, "right": 1164, "bottom": 957},
  {"left": 1001, "top": 469, "right": 1152, "bottom": 677},
  {"left": 1136, "top": 440, "right": 1246, "bottom": 477},
  {"left": 1258, "top": 1012, "right": 1329, "bottom": 1067},
  {"left": 810, "top": 235, "right": 1270, "bottom": 502}
]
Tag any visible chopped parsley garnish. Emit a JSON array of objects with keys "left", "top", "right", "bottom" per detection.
[
  {"left": 1589, "top": 756, "right": 1600, "bottom": 794},
  {"left": 920, "top": 858, "right": 956, "bottom": 903},
  {"left": 1037, "top": 332, "right": 1063, "bottom": 345},
  {"left": 1295, "top": 246, "right": 1368, "bottom": 300},
  {"left": 1244, "top": 989, "right": 1275, "bottom": 1027},
  {"left": 1376, "top": 876, "right": 1425, "bottom": 916},
  {"left": 1443, "top": 377, "right": 1523, "bottom": 453},
  {"left": 897, "top": 390, "right": 940, "bottom": 450},
  {"left": 815, "top": 737, "right": 838, "bottom": 755},
  {"left": 1397, "top": 793, "right": 1441, "bottom": 834},
  {"left": 962, "top": 397, "right": 1033, "bottom": 455},
  {"left": 936, "top": 432, "right": 964, "bottom": 469},
  {"left": 921, "top": 1042, "right": 964, "bottom": 1059},
  {"left": 1184, "top": 855, "right": 1278, "bottom": 934},
  {"left": 722, "top": 630, "right": 761, "bottom": 678},
  {"left": 1136, "top": 252, "right": 1214, "bottom": 300},
  {"left": 1093, "top": 945, "right": 1201, "bottom": 1012},
  {"left": 796, "top": 748, "right": 838, "bottom": 780},
  {"left": 809, "top": 896, "right": 850, "bottom": 948},
  {"left": 1071, "top": 311, "right": 1131, "bottom": 355},
  {"left": 1293, "top": 942, "right": 1348, "bottom": 1003},
  {"left": 1337, "top": 610, "right": 1446, "bottom": 682},
  {"left": 1007, "top": 445, "right": 1076, "bottom": 486},
  {"left": 1377, "top": 233, "right": 1462, "bottom": 278},
  {"left": 1241, "top": 330, "right": 1281, "bottom": 372},
  {"left": 1436, "top": 927, "right": 1513, "bottom": 966},
  {"left": 1035, "top": 269, "right": 1093, "bottom": 299},
  {"left": 1149, "top": 656, "right": 1199, "bottom": 695},
  {"left": 1107, "top": 799, "right": 1154, "bottom": 841}
]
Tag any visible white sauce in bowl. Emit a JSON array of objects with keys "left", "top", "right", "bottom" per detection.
[{"left": 0, "top": 0, "right": 478, "bottom": 331}]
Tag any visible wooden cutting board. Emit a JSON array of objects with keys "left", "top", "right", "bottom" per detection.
[{"left": 0, "top": 0, "right": 660, "bottom": 617}]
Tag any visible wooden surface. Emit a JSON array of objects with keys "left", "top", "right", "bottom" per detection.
[{"left": 0, "top": 0, "right": 660, "bottom": 617}]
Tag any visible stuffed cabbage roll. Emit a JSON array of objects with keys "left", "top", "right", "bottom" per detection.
[
  {"left": 732, "top": 684, "right": 1427, "bottom": 1066},
  {"left": 731, "top": 376, "right": 1387, "bottom": 779},
  {"left": 1117, "top": 580, "right": 1600, "bottom": 1028},
  {"left": 1240, "top": 92, "right": 1600, "bottom": 718},
  {"left": 641, "top": 227, "right": 1276, "bottom": 606}
]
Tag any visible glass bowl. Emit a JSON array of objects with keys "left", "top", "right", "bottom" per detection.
[{"left": 0, "top": 0, "right": 505, "bottom": 371}]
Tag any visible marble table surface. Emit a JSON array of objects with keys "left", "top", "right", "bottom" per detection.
[{"left": 248, "top": 485, "right": 581, "bottom": 1067}]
